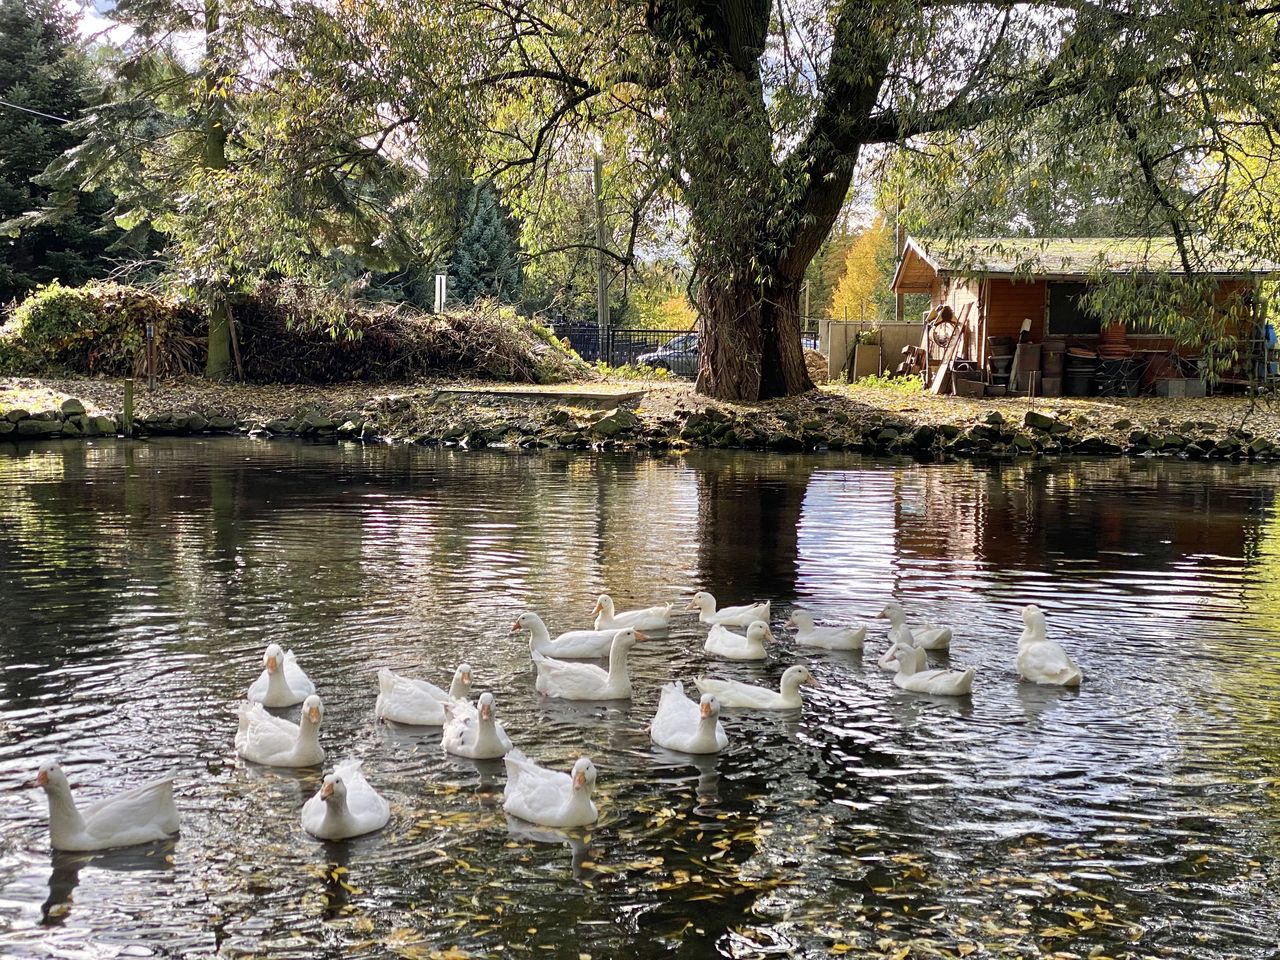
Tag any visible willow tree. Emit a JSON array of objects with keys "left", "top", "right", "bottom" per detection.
[{"left": 287, "top": 0, "right": 1280, "bottom": 398}]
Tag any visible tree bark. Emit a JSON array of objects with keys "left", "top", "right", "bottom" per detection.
[
  {"left": 206, "top": 294, "right": 232, "bottom": 380},
  {"left": 202, "top": 0, "right": 233, "bottom": 380},
  {"left": 695, "top": 274, "right": 813, "bottom": 400}
]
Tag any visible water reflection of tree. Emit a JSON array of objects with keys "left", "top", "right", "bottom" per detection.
[
  {"left": 895, "top": 458, "right": 1273, "bottom": 575},
  {"left": 690, "top": 453, "right": 820, "bottom": 603}
]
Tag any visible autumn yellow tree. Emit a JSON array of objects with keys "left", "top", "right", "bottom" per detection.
[{"left": 831, "top": 217, "right": 894, "bottom": 323}]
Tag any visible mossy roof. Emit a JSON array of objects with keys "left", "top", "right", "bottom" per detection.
[{"left": 904, "top": 236, "right": 1280, "bottom": 279}]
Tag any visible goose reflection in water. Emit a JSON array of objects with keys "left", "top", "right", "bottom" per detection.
[{"left": 41, "top": 841, "right": 176, "bottom": 926}]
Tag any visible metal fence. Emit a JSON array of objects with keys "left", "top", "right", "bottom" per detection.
[{"left": 552, "top": 320, "right": 818, "bottom": 375}]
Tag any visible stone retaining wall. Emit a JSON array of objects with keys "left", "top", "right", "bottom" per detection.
[{"left": 2, "top": 394, "right": 1276, "bottom": 463}]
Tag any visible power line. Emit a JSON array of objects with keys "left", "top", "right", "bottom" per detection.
[{"left": 0, "top": 98, "right": 70, "bottom": 123}]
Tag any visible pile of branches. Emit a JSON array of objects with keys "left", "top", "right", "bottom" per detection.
[
  {"left": 0, "top": 282, "right": 204, "bottom": 378},
  {"left": 234, "top": 282, "right": 587, "bottom": 385}
]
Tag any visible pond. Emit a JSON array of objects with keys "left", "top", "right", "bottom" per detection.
[{"left": 0, "top": 439, "right": 1277, "bottom": 958}]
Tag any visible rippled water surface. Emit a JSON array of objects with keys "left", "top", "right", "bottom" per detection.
[{"left": 1, "top": 439, "right": 1278, "bottom": 958}]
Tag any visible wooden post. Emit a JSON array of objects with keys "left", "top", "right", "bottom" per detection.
[
  {"left": 123, "top": 379, "right": 134, "bottom": 437},
  {"left": 594, "top": 154, "right": 609, "bottom": 351},
  {"left": 894, "top": 196, "right": 905, "bottom": 324}
]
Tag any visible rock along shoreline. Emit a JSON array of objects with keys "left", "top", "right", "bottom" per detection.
[{"left": 4, "top": 377, "right": 1280, "bottom": 463}]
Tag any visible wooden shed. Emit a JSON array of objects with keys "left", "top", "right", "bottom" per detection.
[{"left": 890, "top": 236, "right": 1275, "bottom": 375}]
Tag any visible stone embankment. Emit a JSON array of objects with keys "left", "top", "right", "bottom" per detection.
[{"left": 3, "top": 378, "right": 1280, "bottom": 462}]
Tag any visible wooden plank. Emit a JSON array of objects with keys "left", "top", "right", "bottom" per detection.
[{"left": 929, "top": 302, "right": 973, "bottom": 394}]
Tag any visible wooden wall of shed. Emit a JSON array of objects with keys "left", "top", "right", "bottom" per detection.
[
  {"left": 983, "top": 280, "right": 1047, "bottom": 362},
  {"left": 931, "top": 278, "right": 983, "bottom": 359}
]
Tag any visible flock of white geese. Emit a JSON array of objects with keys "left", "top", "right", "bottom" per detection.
[{"left": 27, "top": 595, "right": 1081, "bottom": 850}]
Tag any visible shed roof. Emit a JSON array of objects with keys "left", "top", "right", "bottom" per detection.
[{"left": 891, "top": 236, "right": 1279, "bottom": 293}]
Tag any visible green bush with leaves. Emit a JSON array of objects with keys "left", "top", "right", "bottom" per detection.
[{"left": 2, "top": 281, "right": 203, "bottom": 376}]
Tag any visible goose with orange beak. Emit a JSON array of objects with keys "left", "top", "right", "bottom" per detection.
[
  {"left": 502, "top": 750, "right": 598, "bottom": 828},
  {"left": 649, "top": 681, "right": 728, "bottom": 754},
  {"left": 685, "top": 591, "right": 771, "bottom": 627},
  {"left": 246, "top": 643, "right": 316, "bottom": 707},
  {"left": 704, "top": 620, "right": 771, "bottom": 661},
  {"left": 235, "top": 693, "right": 325, "bottom": 767},
  {"left": 787, "top": 610, "right": 866, "bottom": 651},
  {"left": 376, "top": 662, "right": 473, "bottom": 725},
  {"left": 695, "top": 664, "right": 820, "bottom": 710},
  {"left": 441, "top": 692, "right": 513, "bottom": 759},
  {"left": 532, "top": 627, "right": 644, "bottom": 700},
  {"left": 29, "top": 759, "right": 179, "bottom": 851},
  {"left": 592, "top": 594, "right": 671, "bottom": 632},
  {"left": 512, "top": 611, "right": 618, "bottom": 658},
  {"left": 301, "top": 758, "right": 390, "bottom": 840}
]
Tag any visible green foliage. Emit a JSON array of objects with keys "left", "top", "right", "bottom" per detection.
[
  {"left": 0, "top": 0, "right": 118, "bottom": 304},
  {"left": 852, "top": 373, "right": 924, "bottom": 394},
  {"left": 591, "top": 360, "right": 672, "bottom": 381},
  {"left": 449, "top": 184, "right": 523, "bottom": 304},
  {"left": 622, "top": 262, "right": 696, "bottom": 330},
  {"left": 2, "top": 281, "right": 202, "bottom": 375}
]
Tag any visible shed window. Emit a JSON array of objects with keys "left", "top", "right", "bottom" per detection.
[{"left": 1047, "top": 282, "right": 1101, "bottom": 335}]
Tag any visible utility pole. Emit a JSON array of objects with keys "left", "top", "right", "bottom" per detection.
[
  {"left": 895, "top": 195, "right": 905, "bottom": 324},
  {"left": 593, "top": 154, "right": 609, "bottom": 358}
]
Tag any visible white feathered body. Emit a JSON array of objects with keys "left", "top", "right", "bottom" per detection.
[
  {"left": 246, "top": 649, "right": 316, "bottom": 707},
  {"left": 502, "top": 749, "right": 598, "bottom": 828},
  {"left": 532, "top": 636, "right": 635, "bottom": 699},
  {"left": 649, "top": 682, "right": 728, "bottom": 754},
  {"left": 594, "top": 599, "right": 671, "bottom": 632},
  {"left": 376, "top": 668, "right": 459, "bottom": 725},
  {"left": 301, "top": 759, "right": 390, "bottom": 840},
  {"left": 235, "top": 702, "right": 324, "bottom": 767},
  {"left": 40, "top": 770, "right": 179, "bottom": 852},
  {"left": 703, "top": 623, "right": 767, "bottom": 661},
  {"left": 441, "top": 699, "right": 512, "bottom": 759}
]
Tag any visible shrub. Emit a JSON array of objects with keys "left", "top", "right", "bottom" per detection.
[{"left": 1, "top": 281, "right": 203, "bottom": 377}]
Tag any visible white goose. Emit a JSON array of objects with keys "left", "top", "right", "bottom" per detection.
[
  {"left": 30, "top": 761, "right": 179, "bottom": 852},
  {"left": 512, "top": 612, "right": 618, "bottom": 658},
  {"left": 246, "top": 643, "right": 316, "bottom": 707},
  {"left": 695, "top": 664, "right": 819, "bottom": 710},
  {"left": 502, "top": 749, "right": 598, "bottom": 828},
  {"left": 877, "top": 635, "right": 915, "bottom": 672},
  {"left": 891, "top": 645, "right": 975, "bottom": 696},
  {"left": 704, "top": 620, "right": 770, "bottom": 661},
  {"left": 376, "top": 663, "right": 472, "bottom": 726},
  {"left": 650, "top": 682, "right": 728, "bottom": 754},
  {"left": 1017, "top": 605, "right": 1083, "bottom": 686},
  {"left": 441, "top": 692, "right": 513, "bottom": 759},
  {"left": 879, "top": 602, "right": 952, "bottom": 650},
  {"left": 235, "top": 694, "right": 325, "bottom": 767},
  {"left": 301, "top": 758, "right": 391, "bottom": 840},
  {"left": 686, "top": 591, "right": 771, "bottom": 627},
  {"left": 532, "top": 628, "right": 642, "bottom": 699},
  {"left": 592, "top": 595, "right": 672, "bottom": 632},
  {"left": 787, "top": 610, "right": 866, "bottom": 650}
]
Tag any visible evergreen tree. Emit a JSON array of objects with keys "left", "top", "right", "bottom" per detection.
[
  {"left": 0, "top": 0, "right": 114, "bottom": 305},
  {"left": 449, "top": 184, "right": 522, "bottom": 304}
]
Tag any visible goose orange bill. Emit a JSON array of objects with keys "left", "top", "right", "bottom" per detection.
[
  {"left": 266, "top": 655, "right": 279, "bottom": 671},
  {"left": 699, "top": 701, "right": 714, "bottom": 718},
  {"left": 635, "top": 631, "right": 649, "bottom": 641},
  {"left": 308, "top": 705, "right": 321, "bottom": 723},
  {"left": 572, "top": 771, "right": 587, "bottom": 788},
  {"left": 510, "top": 620, "right": 521, "bottom": 632},
  {"left": 320, "top": 781, "right": 334, "bottom": 800}
]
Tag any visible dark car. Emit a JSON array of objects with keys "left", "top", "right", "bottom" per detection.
[{"left": 637, "top": 332, "right": 700, "bottom": 376}]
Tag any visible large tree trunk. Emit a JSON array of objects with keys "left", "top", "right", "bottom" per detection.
[
  {"left": 206, "top": 294, "right": 232, "bottom": 380},
  {"left": 695, "top": 274, "right": 813, "bottom": 400}
]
